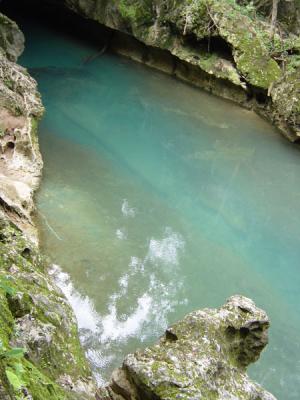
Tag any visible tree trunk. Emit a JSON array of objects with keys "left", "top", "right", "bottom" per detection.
[{"left": 270, "top": 0, "right": 279, "bottom": 38}]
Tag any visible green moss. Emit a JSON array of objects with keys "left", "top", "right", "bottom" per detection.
[
  {"left": 236, "top": 39, "right": 281, "bottom": 88},
  {"left": 119, "top": 0, "right": 137, "bottom": 22},
  {"left": 22, "top": 360, "right": 70, "bottom": 400},
  {"left": 210, "top": 1, "right": 282, "bottom": 89},
  {"left": 0, "top": 289, "right": 14, "bottom": 348},
  {"left": 158, "top": 0, "right": 283, "bottom": 88},
  {"left": 0, "top": 218, "right": 94, "bottom": 399},
  {"left": 29, "top": 116, "right": 43, "bottom": 151},
  {"left": 0, "top": 289, "right": 66, "bottom": 399},
  {"left": 285, "top": 54, "right": 300, "bottom": 74},
  {"left": 2, "top": 357, "right": 67, "bottom": 400}
]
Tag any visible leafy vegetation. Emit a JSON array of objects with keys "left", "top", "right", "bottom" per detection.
[
  {"left": 0, "top": 277, "right": 16, "bottom": 296},
  {"left": 0, "top": 341, "right": 26, "bottom": 396}
]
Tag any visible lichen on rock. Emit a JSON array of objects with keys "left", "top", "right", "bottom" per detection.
[{"left": 98, "top": 295, "right": 276, "bottom": 400}]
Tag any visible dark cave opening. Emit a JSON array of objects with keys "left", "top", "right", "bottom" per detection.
[
  {"left": 182, "top": 32, "right": 235, "bottom": 63},
  {"left": 0, "top": 0, "right": 113, "bottom": 52}
]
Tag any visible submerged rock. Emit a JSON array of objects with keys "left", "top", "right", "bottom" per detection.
[{"left": 98, "top": 295, "right": 276, "bottom": 399}]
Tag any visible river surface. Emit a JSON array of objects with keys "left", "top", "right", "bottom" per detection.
[{"left": 17, "top": 16, "right": 300, "bottom": 399}]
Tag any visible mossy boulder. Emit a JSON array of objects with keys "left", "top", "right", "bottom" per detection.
[{"left": 98, "top": 296, "right": 275, "bottom": 400}]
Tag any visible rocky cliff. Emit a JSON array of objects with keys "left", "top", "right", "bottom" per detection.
[
  {"left": 97, "top": 296, "right": 275, "bottom": 400},
  {"left": 0, "top": 12, "right": 44, "bottom": 242},
  {"left": 0, "top": 13, "right": 96, "bottom": 399},
  {"left": 60, "top": 0, "right": 300, "bottom": 141}
]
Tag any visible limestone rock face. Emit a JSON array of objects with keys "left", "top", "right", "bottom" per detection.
[
  {"left": 0, "top": 12, "right": 44, "bottom": 242},
  {"left": 98, "top": 296, "right": 276, "bottom": 400}
]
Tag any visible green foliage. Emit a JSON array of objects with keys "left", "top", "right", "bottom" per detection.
[
  {"left": 6, "top": 369, "right": 24, "bottom": 391},
  {"left": 0, "top": 340, "right": 26, "bottom": 396},
  {"left": 286, "top": 54, "right": 300, "bottom": 72},
  {"left": 119, "top": 0, "right": 136, "bottom": 21},
  {"left": 3, "top": 348, "right": 25, "bottom": 359},
  {"left": 118, "top": 0, "right": 153, "bottom": 26},
  {"left": 0, "top": 277, "right": 16, "bottom": 296}
]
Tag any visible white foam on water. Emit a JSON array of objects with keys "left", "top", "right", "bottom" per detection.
[
  {"left": 50, "top": 264, "right": 99, "bottom": 332},
  {"left": 97, "top": 228, "right": 186, "bottom": 343},
  {"left": 146, "top": 227, "right": 185, "bottom": 266},
  {"left": 118, "top": 273, "right": 129, "bottom": 289},
  {"left": 100, "top": 293, "right": 153, "bottom": 342},
  {"left": 116, "top": 228, "right": 127, "bottom": 240},
  {"left": 48, "top": 227, "right": 186, "bottom": 383},
  {"left": 121, "top": 198, "right": 136, "bottom": 217},
  {"left": 129, "top": 256, "right": 144, "bottom": 273}
]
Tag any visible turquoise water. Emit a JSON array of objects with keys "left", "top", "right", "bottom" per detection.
[{"left": 19, "top": 18, "right": 300, "bottom": 398}]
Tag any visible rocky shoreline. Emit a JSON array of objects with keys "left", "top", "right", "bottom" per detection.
[
  {"left": 1, "top": 1, "right": 299, "bottom": 398},
  {"left": 62, "top": 0, "right": 300, "bottom": 142}
]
